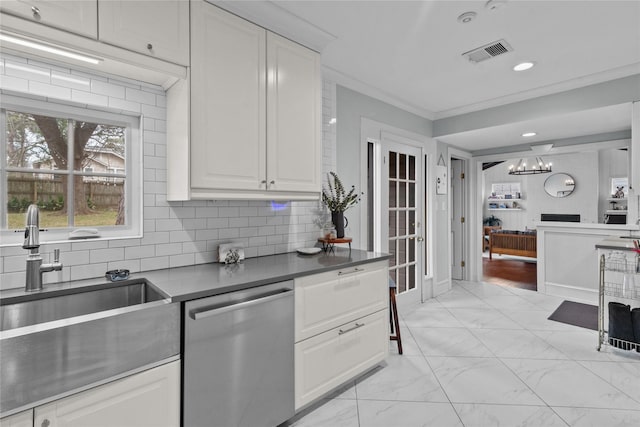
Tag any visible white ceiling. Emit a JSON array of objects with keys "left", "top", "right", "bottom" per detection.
[{"left": 217, "top": 0, "right": 640, "bottom": 150}]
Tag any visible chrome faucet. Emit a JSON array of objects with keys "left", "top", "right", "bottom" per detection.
[{"left": 23, "top": 204, "right": 63, "bottom": 292}]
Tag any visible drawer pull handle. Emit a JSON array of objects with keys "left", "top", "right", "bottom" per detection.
[
  {"left": 339, "top": 322, "right": 364, "bottom": 335},
  {"left": 338, "top": 267, "right": 364, "bottom": 276}
]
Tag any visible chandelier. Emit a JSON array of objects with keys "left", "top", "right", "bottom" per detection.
[{"left": 508, "top": 157, "right": 552, "bottom": 175}]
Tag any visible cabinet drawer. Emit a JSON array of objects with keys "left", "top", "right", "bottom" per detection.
[
  {"left": 295, "top": 261, "right": 387, "bottom": 342},
  {"left": 294, "top": 309, "right": 388, "bottom": 410}
]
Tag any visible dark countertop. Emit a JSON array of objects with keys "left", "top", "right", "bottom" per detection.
[{"left": 1, "top": 248, "right": 390, "bottom": 303}]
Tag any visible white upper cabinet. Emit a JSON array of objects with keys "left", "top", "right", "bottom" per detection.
[
  {"left": 98, "top": 0, "right": 190, "bottom": 66},
  {"left": 171, "top": 1, "right": 321, "bottom": 200},
  {"left": 267, "top": 32, "right": 322, "bottom": 194},
  {"left": 190, "top": 0, "right": 267, "bottom": 192},
  {"left": 0, "top": 0, "right": 98, "bottom": 38}
]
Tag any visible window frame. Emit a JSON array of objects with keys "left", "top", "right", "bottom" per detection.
[{"left": 0, "top": 94, "right": 142, "bottom": 246}]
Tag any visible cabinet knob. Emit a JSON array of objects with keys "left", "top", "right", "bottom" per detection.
[
  {"left": 147, "top": 43, "right": 153, "bottom": 51},
  {"left": 31, "top": 6, "right": 41, "bottom": 19},
  {"left": 41, "top": 419, "right": 50, "bottom": 427}
]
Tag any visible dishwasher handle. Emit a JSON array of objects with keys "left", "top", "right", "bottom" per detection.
[{"left": 190, "top": 288, "right": 292, "bottom": 320}]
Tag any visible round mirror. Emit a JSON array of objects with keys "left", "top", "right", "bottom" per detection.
[{"left": 544, "top": 173, "right": 576, "bottom": 198}]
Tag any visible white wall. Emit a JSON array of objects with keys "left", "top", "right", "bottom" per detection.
[
  {"left": 0, "top": 53, "right": 337, "bottom": 290},
  {"left": 483, "top": 151, "right": 600, "bottom": 230}
]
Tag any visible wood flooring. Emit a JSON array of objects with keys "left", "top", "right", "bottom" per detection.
[{"left": 482, "top": 256, "right": 537, "bottom": 291}]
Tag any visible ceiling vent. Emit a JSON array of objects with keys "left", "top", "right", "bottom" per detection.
[{"left": 462, "top": 39, "right": 513, "bottom": 63}]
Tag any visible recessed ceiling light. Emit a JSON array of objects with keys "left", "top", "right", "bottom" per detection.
[
  {"left": 522, "top": 132, "right": 537, "bottom": 137},
  {"left": 513, "top": 62, "right": 535, "bottom": 71},
  {"left": 457, "top": 11, "right": 477, "bottom": 24}
]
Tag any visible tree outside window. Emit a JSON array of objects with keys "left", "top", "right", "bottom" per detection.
[{"left": 4, "top": 109, "right": 127, "bottom": 230}]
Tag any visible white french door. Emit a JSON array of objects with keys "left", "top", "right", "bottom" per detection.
[{"left": 380, "top": 138, "right": 424, "bottom": 307}]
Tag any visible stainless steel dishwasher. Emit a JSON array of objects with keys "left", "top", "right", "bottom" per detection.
[{"left": 183, "top": 281, "right": 295, "bottom": 427}]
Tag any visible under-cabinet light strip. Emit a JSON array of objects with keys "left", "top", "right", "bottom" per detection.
[{"left": 0, "top": 33, "right": 103, "bottom": 65}]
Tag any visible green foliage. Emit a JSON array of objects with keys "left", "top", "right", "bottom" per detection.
[
  {"left": 483, "top": 215, "right": 503, "bottom": 226},
  {"left": 322, "top": 172, "right": 362, "bottom": 212},
  {"left": 7, "top": 197, "right": 32, "bottom": 213},
  {"left": 38, "top": 196, "right": 64, "bottom": 211},
  {"left": 86, "top": 197, "right": 96, "bottom": 210}
]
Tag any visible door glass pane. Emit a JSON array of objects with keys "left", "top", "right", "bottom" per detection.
[
  {"left": 409, "top": 239, "right": 415, "bottom": 262},
  {"left": 389, "top": 181, "right": 397, "bottom": 207},
  {"left": 398, "top": 267, "right": 407, "bottom": 293},
  {"left": 399, "top": 211, "right": 406, "bottom": 235},
  {"left": 389, "top": 152, "right": 397, "bottom": 178},
  {"left": 409, "top": 183, "right": 415, "bottom": 207},
  {"left": 399, "top": 154, "right": 406, "bottom": 179},
  {"left": 389, "top": 240, "right": 397, "bottom": 267},
  {"left": 399, "top": 182, "right": 406, "bottom": 207},
  {"left": 409, "top": 156, "right": 415, "bottom": 180},
  {"left": 409, "top": 211, "right": 415, "bottom": 234},
  {"left": 398, "top": 238, "right": 406, "bottom": 265},
  {"left": 389, "top": 210, "right": 397, "bottom": 237},
  {"left": 409, "top": 265, "right": 416, "bottom": 290}
]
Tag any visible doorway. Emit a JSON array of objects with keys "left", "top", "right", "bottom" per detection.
[
  {"left": 368, "top": 135, "right": 426, "bottom": 308},
  {"left": 450, "top": 158, "right": 465, "bottom": 280}
]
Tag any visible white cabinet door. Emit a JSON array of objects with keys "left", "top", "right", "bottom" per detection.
[
  {"left": 266, "top": 32, "right": 321, "bottom": 194},
  {"left": 0, "top": 409, "right": 33, "bottom": 427},
  {"left": 33, "top": 361, "right": 180, "bottom": 427},
  {"left": 190, "top": 1, "right": 267, "bottom": 192},
  {"left": 295, "top": 261, "right": 388, "bottom": 342},
  {"left": 98, "top": 0, "right": 189, "bottom": 66},
  {"left": 0, "top": 0, "right": 97, "bottom": 38},
  {"left": 295, "top": 310, "right": 388, "bottom": 410}
]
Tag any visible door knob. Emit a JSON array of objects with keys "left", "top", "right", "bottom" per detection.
[{"left": 417, "top": 236, "right": 424, "bottom": 242}]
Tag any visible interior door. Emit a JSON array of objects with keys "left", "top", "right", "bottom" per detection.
[
  {"left": 380, "top": 138, "right": 424, "bottom": 307},
  {"left": 451, "top": 158, "right": 465, "bottom": 279}
]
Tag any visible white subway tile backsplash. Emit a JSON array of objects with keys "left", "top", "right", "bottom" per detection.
[
  {"left": 71, "top": 89, "right": 109, "bottom": 107},
  {"left": 125, "top": 245, "right": 156, "bottom": 259},
  {"left": 140, "top": 256, "right": 170, "bottom": 272},
  {"left": 90, "top": 248, "right": 124, "bottom": 263},
  {"left": 51, "top": 71, "right": 90, "bottom": 91},
  {"left": 71, "top": 263, "right": 108, "bottom": 281},
  {"left": 125, "top": 87, "right": 156, "bottom": 105},
  {"left": 170, "top": 253, "right": 194, "bottom": 268},
  {"left": 156, "top": 243, "right": 183, "bottom": 257},
  {"left": 91, "top": 80, "right": 125, "bottom": 98},
  {"left": 142, "top": 104, "right": 165, "bottom": 120},
  {"left": 0, "top": 54, "right": 335, "bottom": 289},
  {"left": 108, "top": 97, "right": 141, "bottom": 113},
  {"left": 29, "top": 81, "right": 71, "bottom": 100},
  {"left": 0, "top": 74, "right": 29, "bottom": 92}
]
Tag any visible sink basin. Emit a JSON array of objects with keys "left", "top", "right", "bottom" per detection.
[
  {"left": 1, "top": 281, "right": 167, "bottom": 331},
  {"left": 0, "top": 279, "right": 179, "bottom": 417}
]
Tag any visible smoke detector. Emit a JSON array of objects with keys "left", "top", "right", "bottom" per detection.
[
  {"left": 457, "top": 11, "right": 477, "bottom": 24},
  {"left": 462, "top": 39, "right": 513, "bottom": 63}
]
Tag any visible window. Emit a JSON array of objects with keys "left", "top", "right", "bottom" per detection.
[{"left": 1, "top": 95, "right": 141, "bottom": 245}]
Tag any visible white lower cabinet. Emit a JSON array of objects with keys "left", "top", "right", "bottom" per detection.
[
  {"left": 0, "top": 409, "right": 33, "bottom": 427},
  {"left": 33, "top": 361, "right": 180, "bottom": 427},
  {"left": 294, "top": 262, "right": 389, "bottom": 410},
  {"left": 295, "top": 310, "right": 388, "bottom": 409}
]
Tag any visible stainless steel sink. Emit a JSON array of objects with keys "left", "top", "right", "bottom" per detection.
[
  {"left": 0, "top": 280, "right": 180, "bottom": 417},
  {"left": 1, "top": 281, "right": 167, "bottom": 331}
]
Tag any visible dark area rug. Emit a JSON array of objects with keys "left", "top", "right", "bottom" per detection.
[{"left": 548, "top": 300, "right": 598, "bottom": 331}]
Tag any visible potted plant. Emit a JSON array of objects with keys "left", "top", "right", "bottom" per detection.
[
  {"left": 322, "top": 172, "right": 361, "bottom": 238},
  {"left": 483, "top": 215, "right": 502, "bottom": 227}
]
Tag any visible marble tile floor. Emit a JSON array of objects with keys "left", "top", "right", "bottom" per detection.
[{"left": 285, "top": 280, "right": 640, "bottom": 427}]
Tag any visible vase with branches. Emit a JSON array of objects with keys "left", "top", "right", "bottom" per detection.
[{"left": 322, "top": 172, "right": 361, "bottom": 238}]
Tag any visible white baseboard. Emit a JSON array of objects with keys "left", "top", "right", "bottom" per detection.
[{"left": 543, "top": 281, "right": 598, "bottom": 305}]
